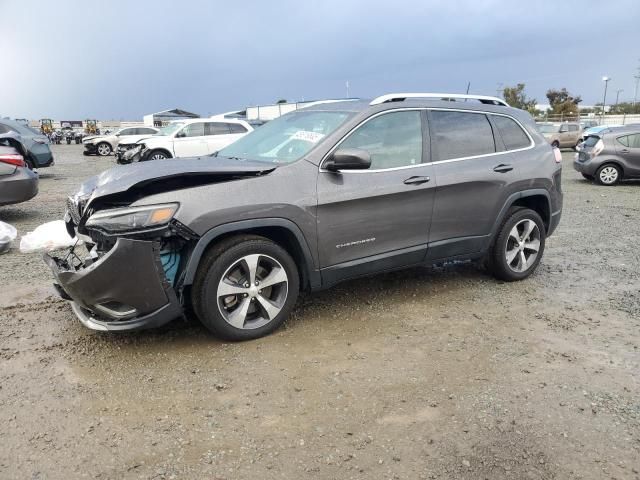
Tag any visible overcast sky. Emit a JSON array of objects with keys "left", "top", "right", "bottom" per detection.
[{"left": 2, "top": 0, "right": 639, "bottom": 120}]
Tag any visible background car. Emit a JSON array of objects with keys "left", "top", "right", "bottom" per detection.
[
  {"left": 0, "top": 119, "right": 54, "bottom": 169},
  {"left": 0, "top": 133, "right": 38, "bottom": 206},
  {"left": 580, "top": 119, "right": 599, "bottom": 130},
  {"left": 578, "top": 124, "right": 624, "bottom": 143},
  {"left": 574, "top": 126, "right": 640, "bottom": 185},
  {"left": 537, "top": 122, "right": 582, "bottom": 149},
  {"left": 82, "top": 126, "right": 159, "bottom": 156},
  {"left": 120, "top": 118, "right": 253, "bottom": 162}
]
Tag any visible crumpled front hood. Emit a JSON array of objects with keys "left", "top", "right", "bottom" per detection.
[
  {"left": 82, "top": 135, "right": 104, "bottom": 143},
  {"left": 78, "top": 156, "right": 277, "bottom": 205}
]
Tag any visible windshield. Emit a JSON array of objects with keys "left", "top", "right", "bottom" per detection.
[
  {"left": 537, "top": 124, "right": 560, "bottom": 134},
  {"left": 155, "top": 122, "right": 185, "bottom": 136},
  {"left": 218, "top": 110, "right": 352, "bottom": 163}
]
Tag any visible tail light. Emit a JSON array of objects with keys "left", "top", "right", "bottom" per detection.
[
  {"left": 552, "top": 147, "right": 562, "bottom": 163},
  {"left": 593, "top": 139, "right": 604, "bottom": 156},
  {"left": 0, "top": 153, "right": 26, "bottom": 167}
]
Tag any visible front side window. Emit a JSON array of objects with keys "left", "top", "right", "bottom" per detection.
[
  {"left": 492, "top": 115, "right": 531, "bottom": 150},
  {"left": 568, "top": 124, "right": 579, "bottom": 132},
  {"left": 181, "top": 123, "right": 205, "bottom": 137},
  {"left": 431, "top": 111, "right": 495, "bottom": 160},
  {"left": 218, "top": 110, "right": 352, "bottom": 164},
  {"left": 338, "top": 111, "right": 423, "bottom": 169},
  {"left": 119, "top": 128, "right": 136, "bottom": 136}
]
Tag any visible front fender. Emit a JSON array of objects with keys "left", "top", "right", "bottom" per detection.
[{"left": 180, "top": 218, "right": 320, "bottom": 289}]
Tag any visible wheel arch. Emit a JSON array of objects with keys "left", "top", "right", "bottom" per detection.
[
  {"left": 490, "top": 190, "right": 552, "bottom": 241},
  {"left": 597, "top": 160, "right": 625, "bottom": 177},
  {"left": 147, "top": 147, "right": 173, "bottom": 159},
  {"left": 181, "top": 218, "right": 320, "bottom": 291}
]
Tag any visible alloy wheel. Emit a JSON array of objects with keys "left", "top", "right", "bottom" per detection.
[
  {"left": 216, "top": 254, "right": 289, "bottom": 330},
  {"left": 599, "top": 166, "right": 618, "bottom": 185},
  {"left": 151, "top": 152, "right": 167, "bottom": 160},
  {"left": 97, "top": 144, "right": 111, "bottom": 156},
  {"left": 505, "top": 219, "right": 541, "bottom": 273}
]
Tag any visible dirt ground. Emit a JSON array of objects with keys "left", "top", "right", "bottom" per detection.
[{"left": 1, "top": 145, "right": 639, "bottom": 480}]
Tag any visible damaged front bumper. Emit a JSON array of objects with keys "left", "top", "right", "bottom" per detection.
[{"left": 44, "top": 237, "right": 183, "bottom": 331}]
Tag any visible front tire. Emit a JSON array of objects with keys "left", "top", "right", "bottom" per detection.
[
  {"left": 192, "top": 235, "right": 300, "bottom": 341},
  {"left": 551, "top": 141, "right": 560, "bottom": 149},
  {"left": 596, "top": 164, "right": 621, "bottom": 186},
  {"left": 488, "top": 207, "right": 546, "bottom": 282},
  {"left": 581, "top": 173, "right": 594, "bottom": 181},
  {"left": 145, "top": 150, "right": 170, "bottom": 161},
  {"left": 96, "top": 142, "right": 112, "bottom": 156}
]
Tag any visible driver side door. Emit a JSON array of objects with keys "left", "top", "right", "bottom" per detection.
[
  {"left": 173, "top": 122, "right": 208, "bottom": 158},
  {"left": 316, "top": 110, "right": 435, "bottom": 284}
]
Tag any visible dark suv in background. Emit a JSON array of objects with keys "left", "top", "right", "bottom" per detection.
[
  {"left": 46, "top": 93, "right": 563, "bottom": 340},
  {"left": 0, "top": 119, "right": 54, "bottom": 169},
  {"left": 574, "top": 125, "right": 640, "bottom": 185}
]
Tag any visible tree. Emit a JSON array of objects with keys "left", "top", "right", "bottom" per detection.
[
  {"left": 546, "top": 88, "right": 582, "bottom": 116},
  {"left": 609, "top": 101, "right": 640, "bottom": 115},
  {"left": 502, "top": 83, "right": 537, "bottom": 113}
]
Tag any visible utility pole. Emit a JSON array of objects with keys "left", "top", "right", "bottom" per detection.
[
  {"left": 614, "top": 89, "right": 624, "bottom": 112},
  {"left": 496, "top": 82, "right": 504, "bottom": 98},
  {"left": 601, "top": 76, "right": 610, "bottom": 124},
  {"left": 345, "top": 80, "right": 350, "bottom": 98}
]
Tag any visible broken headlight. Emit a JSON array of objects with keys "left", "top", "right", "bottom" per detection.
[{"left": 85, "top": 203, "right": 179, "bottom": 234}]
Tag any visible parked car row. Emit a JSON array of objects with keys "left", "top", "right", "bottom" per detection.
[
  {"left": 83, "top": 126, "right": 160, "bottom": 156},
  {"left": 116, "top": 119, "right": 254, "bottom": 163}
]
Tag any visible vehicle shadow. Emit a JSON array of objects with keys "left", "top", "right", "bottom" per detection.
[{"left": 75, "top": 261, "right": 489, "bottom": 351}]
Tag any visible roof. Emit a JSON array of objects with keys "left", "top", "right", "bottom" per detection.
[{"left": 148, "top": 108, "right": 200, "bottom": 119}]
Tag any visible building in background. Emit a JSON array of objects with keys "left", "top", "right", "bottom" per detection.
[{"left": 143, "top": 108, "right": 200, "bottom": 127}]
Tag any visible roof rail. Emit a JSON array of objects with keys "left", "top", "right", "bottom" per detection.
[{"left": 370, "top": 93, "right": 509, "bottom": 107}]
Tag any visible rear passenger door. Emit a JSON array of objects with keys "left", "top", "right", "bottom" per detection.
[
  {"left": 615, "top": 134, "right": 640, "bottom": 175},
  {"left": 428, "top": 110, "right": 523, "bottom": 259},
  {"left": 204, "top": 122, "right": 232, "bottom": 154}
]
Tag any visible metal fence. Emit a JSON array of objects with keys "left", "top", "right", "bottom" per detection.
[{"left": 535, "top": 114, "right": 640, "bottom": 126}]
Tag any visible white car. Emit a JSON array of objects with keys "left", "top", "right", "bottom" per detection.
[
  {"left": 83, "top": 126, "right": 159, "bottom": 156},
  {"left": 121, "top": 118, "right": 253, "bottom": 163}
]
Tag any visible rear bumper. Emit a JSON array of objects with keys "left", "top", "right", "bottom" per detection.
[
  {"left": 0, "top": 168, "right": 38, "bottom": 206},
  {"left": 44, "top": 238, "right": 182, "bottom": 331},
  {"left": 573, "top": 158, "right": 597, "bottom": 176}
]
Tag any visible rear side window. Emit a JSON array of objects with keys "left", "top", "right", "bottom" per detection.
[
  {"left": 138, "top": 128, "right": 157, "bottom": 134},
  {"left": 339, "top": 110, "right": 423, "bottom": 169},
  {"left": 206, "top": 123, "right": 230, "bottom": 135},
  {"left": 228, "top": 123, "right": 248, "bottom": 133},
  {"left": 618, "top": 134, "right": 640, "bottom": 148},
  {"left": 492, "top": 115, "right": 531, "bottom": 150},
  {"left": 431, "top": 111, "right": 495, "bottom": 160}
]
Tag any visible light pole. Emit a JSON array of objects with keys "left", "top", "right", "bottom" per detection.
[
  {"left": 601, "top": 76, "right": 610, "bottom": 124},
  {"left": 614, "top": 89, "right": 623, "bottom": 112}
]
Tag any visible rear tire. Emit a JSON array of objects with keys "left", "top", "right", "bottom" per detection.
[
  {"left": 192, "top": 235, "right": 300, "bottom": 341},
  {"left": 488, "top": 207, "right": 546, "bottom": 282},
  {"left": 551, "top": 141, "right": 560, "bottom": 149},
  {"left": 595, "top": 163, "right": 621, "bottom": 186}
]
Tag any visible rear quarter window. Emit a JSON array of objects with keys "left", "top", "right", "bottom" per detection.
[
  {"left": 492, "top": 115, "right": 531, "bottom": 150},
  {"left": 229, "top": 123, "right": 248, "bottom": 134},
  {"left": 431, "top": 111, "right": 495, "bottom": 160}
]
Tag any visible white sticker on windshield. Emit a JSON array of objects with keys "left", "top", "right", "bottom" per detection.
[{"left": 291, "top": 131, "right": 325, "bottom": 143}]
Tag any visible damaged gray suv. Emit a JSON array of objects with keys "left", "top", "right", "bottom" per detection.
[{"left": 46, "top": 93, "right": 563, "bottom": 341}]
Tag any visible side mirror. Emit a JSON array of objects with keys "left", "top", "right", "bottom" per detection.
[
  {"left": 115, "top": 133, "right": 121, "bottom": 137},
  {"left": 175, "top": 131, "right": 186, "bottom": 138},
  {"left": 324, "top": 148, "right": 371, "bottom": 172},
  {"left": 560, "top": 126, "right": 568, "bottom": 133}
]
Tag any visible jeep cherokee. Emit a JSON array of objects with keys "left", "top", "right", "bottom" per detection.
[{"left": 45, "top": 93, "right": 563, "bottom": 341}]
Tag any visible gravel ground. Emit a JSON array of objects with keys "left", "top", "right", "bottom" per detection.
[{"left": 1, "top": 145, "right": 639, "bottom": 479}]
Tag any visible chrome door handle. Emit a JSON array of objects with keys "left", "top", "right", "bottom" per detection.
[
  {"left": 620, "top": 149, "right": 630, "bottom": 153},
  {"left": 404, "top": 175, "right": 430, "bottom": 185},
  {"left": 493, "top": 164, "right": 513, "bottom": 173}
]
